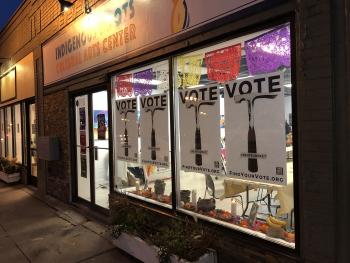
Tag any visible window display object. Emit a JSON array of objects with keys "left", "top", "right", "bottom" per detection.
[{"left": 113, "top": 24, "right": 295, "bottom": 248}]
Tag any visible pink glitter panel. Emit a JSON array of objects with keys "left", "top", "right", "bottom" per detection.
[
  {"left": 116, "top": 74, "right": 133, "bottom": 97},
  {"left": 245, "top": 25, "right": 290, "bottom": 75}
]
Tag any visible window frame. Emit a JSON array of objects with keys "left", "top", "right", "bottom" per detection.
[{"left": 110, "top": 18, "right": 298, "bottom": 252}]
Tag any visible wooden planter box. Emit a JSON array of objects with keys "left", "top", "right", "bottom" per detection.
[
  {"left": 0, "top": 171, "right": 21, "bottom": 183},
  {"left": 113, "top": 232, "right": 217, "bottom": 263}
]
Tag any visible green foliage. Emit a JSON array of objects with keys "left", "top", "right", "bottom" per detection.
[
  {"left": 0, "top": 157, "right": 21, "bottom": 174},
  {"left": 110, "top": 194, "right": 215, "bottom": 263}
]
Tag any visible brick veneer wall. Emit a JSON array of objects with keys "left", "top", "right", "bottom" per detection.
[
  {"left": 296, "top": 1, "right": 335, "bottom": 262},
  {"left": 0, "top": 0, "right": 102, "bottom": 71},
  {"left": 42, "top": 89, "right": 71, "bottom": 202}
]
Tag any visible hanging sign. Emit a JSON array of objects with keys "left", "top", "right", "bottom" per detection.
[
  {"left": 140, "top": 93, "right": 169, "bottom": 167},
  {"left": 133, "top": 68, "right": 153, "bottom": 96},
  {"left": 205, "top": 44, "right": 242, "bottom": 83},
  {"left": 224, "top": 71, "right": 286, "bottom": 185},
  {"left": 115, "top": 98, "right": 138, "bottom": 163},
  {"left": 245, "top": 25, "right": 290, "bottom": 75},
  {"left": 115, "top": 74, "right": 133, "bottom": 97},
  {"left": 179, "top": 86, "right": 221, "bottom": 174},
  {"left": 177, "top": 54, "right": 204, "bottom": 88}
]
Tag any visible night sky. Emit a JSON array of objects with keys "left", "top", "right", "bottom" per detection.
[{"left": 0, "top": 0, "right": 23, "bottom": 32}]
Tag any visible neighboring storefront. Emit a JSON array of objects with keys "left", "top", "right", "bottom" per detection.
[{"left": 0, "top": 52, "right": 37, "bottom": 185}]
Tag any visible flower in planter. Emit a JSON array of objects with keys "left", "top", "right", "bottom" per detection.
[
  {"left": 0, "top": 157, "right": 21, "bottom": 174},
  {"left": 109, "top": 194, "right": 216, "bottom": 263}
]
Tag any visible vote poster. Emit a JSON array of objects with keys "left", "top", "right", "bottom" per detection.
[
  {"left": 179, "top": 86, "right": 221, "bottom": 174},
  {"left": 115, "top": 98, "right": 138, "bottom": 163},
  {"left": 224, "top": 71, "right": 286, "bottom": 185},
  {"left": 140, "top": 93, "right": 169, "bottom": 167}
]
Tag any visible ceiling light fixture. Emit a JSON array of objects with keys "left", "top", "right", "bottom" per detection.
[
  {"left": 85, "top": 0, "right": 92, "bottom": 14},
  {"left": 58, "top": 0, "right": 73, "bottom": 13}
]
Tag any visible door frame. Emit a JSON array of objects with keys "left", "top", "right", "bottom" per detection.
[
  {"left": 25, "top": 98, "right": 37, "bottom": 186},
  {"left": 70, "top": 85, "right": 110, "bottom": 213}
]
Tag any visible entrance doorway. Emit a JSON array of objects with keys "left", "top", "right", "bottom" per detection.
[
  {"left": 28, "top": 102, "right": 37, "bottom": 185},
  {"left": 73, "top": 90, "right": 110, "bottom": 209}
]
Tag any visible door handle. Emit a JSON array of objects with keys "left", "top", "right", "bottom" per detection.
[{"left": 94, "top": 146, "right": 98, "bottom": 161}]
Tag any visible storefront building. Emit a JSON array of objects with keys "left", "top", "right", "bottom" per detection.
[
  {"left": 0, "top": 52, "right": 37, "bottom": 185},
  {"left": 0, "top": 0, "right": 349, "bottom": 262}
]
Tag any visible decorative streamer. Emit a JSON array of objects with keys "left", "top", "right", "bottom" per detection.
[
  {"left": 177, "top": 54, "right": 204, "bottom": 88},
  {"left": 245, "top": 25, "right": 290, "bottom": 75},
  {"left": 205, "top": 44, "right": 242, "bottom": 83},
  {"left": 133, "top": 68, "right": 153, "bottom": 96},
  {"left": 155, "top": 69, "right": 169, "bottom": 91},
  {"left": 115, "top": 74, "right": 133, "bottom": 97}
]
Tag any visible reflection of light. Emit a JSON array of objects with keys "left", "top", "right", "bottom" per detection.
[
  {"left": 258, "top": 42, "right": 289, "bottom": 56},
  {"left": 237, "top": 75, "right": 253, "bottom": 80},
  {"left": 184, "top": 96, "right": 198, "bottom": 102},
  {"left": 103, "top": 14, "right": 114, "bottom": 22},
  {"left": 187, "top": 84, "right": 205, "bottom": 89},
  {"left": 284, "top": 83, "right": 292, "bottom": 88},
  {"left": 120, "top": 78, "right": 164, "bottom": 85},
  {"left": 63, "top": 6, "right": 70, "bottom": 12},
  {"left": 200, "top": 112, "right": 207, "bottom": 116},
  {"left": 81, "top": 14, "right": 99, "bottom": 29}
]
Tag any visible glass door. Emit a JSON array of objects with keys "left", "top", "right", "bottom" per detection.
[
  {"left": 74, "top": 90, "right": 109, "bottom": 209},
  {"left": 92, "top": 91, "right": 109, "bottom": 208},
  {"left": 75, "top": 95, "right": 91, "bottom": 201},
  {"left": 28, "top": 103, "right": 37, "bottom": 185},
  {"left": 14, "top": 104, "right": 22, "bottom": 163},
  {"left": 6, "top": 107, "right": 13, "bottom": 159},
  {"left": 0, "top": 109, "right": 5, "bottom": 157}
]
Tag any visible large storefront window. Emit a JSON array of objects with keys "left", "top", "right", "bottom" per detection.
[
  {"left": 113, "top": 60, "right": 172, "bottom": 207},
  {"left": 174, "top": 24, "right": 294, "bottom": 248},
  {"left": 112, "top": 23, "right": 295, "bottom": 248},
  {"left": 0, "top": 103, "right": 24, "bottom": 163}
]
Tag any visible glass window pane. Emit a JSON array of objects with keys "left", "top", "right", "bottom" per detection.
[
  {"left": 92, "top": 91, "right": 110, "bottom": 208},
  {"left": 174, "top": 24, "right": 295, "bottom": 248},
  {"left": 112, "top": 60, "right": 172, "bottom": 208},
  {"left": 75, "top": 95, "right": 91, "bottom": 201},
  {"left": 14, "top": 104, "right": 22, "bottom": 163},
  {"left": 0, "top": 109, "right": 5, "bottom": 157},
  {"left": 29, "top": 103, "right": 37, "bottom": 178},
  {"left": 6, "top": 107, "right": 13, "bottom": 159}
]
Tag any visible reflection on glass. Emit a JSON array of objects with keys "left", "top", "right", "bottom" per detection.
[
  {"left": 29, "top": 104, "right": 37, "bottom": 177},
  {"left": 92, "top": 91, "right": 110, "bottom": 208},
  {"left": 0, "top": 109, "right": 5, "bottom": 157},
  {"left": 75, "top": 95, "right": 91, "bottom": 201},
  {"left": 175, "top": 24, "right": 295, "bottom": 248},
  {"left": 14, "top": 104, "right": 22, "bottom": 163},
  {"left": 113, "top": 60, "right": 172, "bottom": 207},
  {"left": 6, "top": 107, "right": 13, "bottom": 159}
]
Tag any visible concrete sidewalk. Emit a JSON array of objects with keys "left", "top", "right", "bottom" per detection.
[{"left": 0, "top": 181, "right": 138, "bottom": 263}]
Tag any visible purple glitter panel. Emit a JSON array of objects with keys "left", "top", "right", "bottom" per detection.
[
  {"left": 245, "top": 25, "right": 290, "bottom": 75},
  {"left": 133, "top": 68, "right": 153, "bottom": 96}
]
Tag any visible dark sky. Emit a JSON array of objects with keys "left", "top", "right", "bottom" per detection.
[{"left": 0, "top": 0, "right": 23, "bottom": 32}]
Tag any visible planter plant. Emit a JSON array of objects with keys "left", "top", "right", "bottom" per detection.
[
  {"left": 0, "top": 157, "right": 21, "bottom": 183},
  {"left": 110, "top": 194, "right": 217, "bottom": 263}
]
